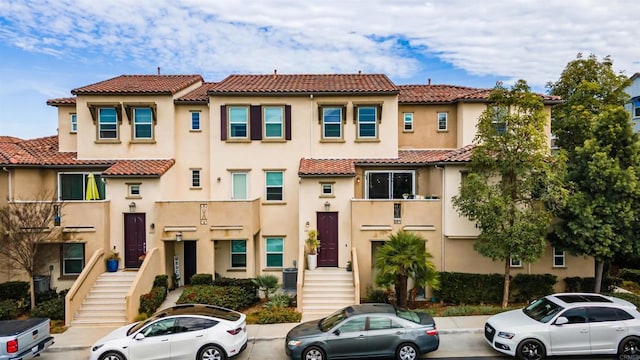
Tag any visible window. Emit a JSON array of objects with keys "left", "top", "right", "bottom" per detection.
[
  {"left": 357, "top": 106, "right": 377, "bottom": 138},
  {"left": 338, "top": 318, "right": 366, "bottom": 333},
  {"left": 510, "top": 256, "right": 522, "bottom": 267},
  {"left": 265, "top": 237, "right": 283, "bottom": 267},
  {"left": 128, "top": 184, "right": 141, "bottom": 197},
  {"left": 231, "top": 240, "right": 247, "bottom": 268},
  {"left": 264, "top": 106, "right": 283, "bottom": 138},
  {"left": 62, "top": 243, "right": 84, "bottom": 275},
  {"left": 321, "top": 183, "right": 333, "bottom": 196},
  {"left": 229, "top": 106, "right": 248, "bottom": 139},
  {"left": 191, "top": 111, "right": 201, "bottom": 131},
  {"left": 560, "top": 308, "right": 587, "bottom": 324},
  {"left": 553, "top": 247, "right": 565, "bottom": 267},
  {"left": 633, "top": 97, "right": 640, "bottom": 118},
  {"left": 70, "top": 113, "right": 77, "bottom": 133},
  {"left": 368, "top": 316, "right": 402, "bottom": 330},
  {"left": 265, "top": 171, "right": 283, "bottom": 201},
  {"left": 58, "top": 172, "right": 105, "bottom": 200},
  {"left": 191, "top": 169, "right": 201, "bottom": 188},
  {"left": 231, "top": 172, "right": 248, "bottom": 200},
  {"left": 588, "top": 307, "right": 631, "bottom": 322},
  {"left": 98, "top": 107, "right": 118, "bottom": 139},
  {"left": 366, "top": 171, "right": 414, "bottom": 199},
  {"left": 403, "top": 112, "right": 413, "bottom": 132},
  {"left": 491, "top": 106, "right": 508, "bottom": 134},
  {"left": 437, "top": 112, "right": 448, "bottom": 131},
  {"left": 322, "top": 107, "right": 343, "bottom": 139},
  {"left": 133, "top": 107, "right": 153, "bottom": 139}
]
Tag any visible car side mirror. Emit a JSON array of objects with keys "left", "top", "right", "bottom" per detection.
[
  {"left": 555, "top": 316, "right": 568, "bottom": 325},
  {"left": 333, "top": 329, "right": 341, "bottom": 336},
  {"left": 134, "top": 333, "right": 146, "bottom": 340}
]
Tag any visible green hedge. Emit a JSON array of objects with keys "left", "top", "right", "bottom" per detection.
[
  {"left": 139, "top": 287, "right": 167, "bottom": 315},
  {"left": 564, "top": 276, "right": 621, "bottom": 293},
  {"left": 213, "top": 277, "right": 258, "bottom": 301},
  {"left": 0, "top": 299, "right": 19, "bottom": 320},
  {"left": 31, "top": 298, "right": 64, "bottom": 320},
  {"left": 606, "top": 292, "right": 640, "bottom": 308},
  {"left": 153, "top": 275, "right": 169, "bottom": 290},
  {"left": 0, "top": 281, "right": 29, "bottom": 301},
  {"left": 510, "top": 274, "right": 557, "bottom": 302},
  {"left": 190, "top": 273, "right": 214, "bottom": 285},
  {"left": 254, "top": 307, "right": 301, "bottom": 324},
  {"left": 177, "top": 285, "right": 257, "bottom": 311},
  {"left": 619, "top": 268, "right": 640, "bottom": 284}
]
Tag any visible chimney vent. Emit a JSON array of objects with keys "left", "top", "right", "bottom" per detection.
[
  {"left": 273, "top": 69, "right": 277, "bottom": 78},
  {"left": 428, "top": 78, "right": 431, "bottom": 85},
  {"left": 157, "top": 67, "right": 161, "bottom": 75}
]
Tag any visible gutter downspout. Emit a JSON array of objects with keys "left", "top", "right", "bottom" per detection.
[
  {"left": 2, "top": 167, "right": 11, "bottom": 202},
  {"left": 434, "top": 165, "right": 445, "bottom": 271}
]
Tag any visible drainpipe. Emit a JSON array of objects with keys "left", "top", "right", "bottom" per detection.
[
  {"left": 2, "top": 167, "right": 11, "bottom": 202},
  {"left": 434, "top": 164, "right": 445, "bottom": 271},
  {"left": 309, "top": 94, "right": 314, "bottom": 156}
]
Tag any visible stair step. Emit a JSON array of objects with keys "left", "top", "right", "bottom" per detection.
[
  {"left": 71, "top": 270, "right": 137, "bottom": 327},
  {"left": 71, "top": 319, "right": 127, "bottom": 327}
]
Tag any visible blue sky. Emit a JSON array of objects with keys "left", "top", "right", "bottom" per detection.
[{"left": 1, "top": 0, "right": 638, "bottom": 139}]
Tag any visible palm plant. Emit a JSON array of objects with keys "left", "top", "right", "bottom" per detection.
[
  {"left": 252, "top": 274, "right": 280, "bottom": 301},
  {"left": 374, "top": 230, "right": 439, "bottom": 307}
]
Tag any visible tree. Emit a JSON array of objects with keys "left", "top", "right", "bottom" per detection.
[
  {"left": 452, "top": 80, "right": 565, "bottom": 308},
  {"left": 374, "top": 231, "right": 439, "bottom": 308},
  {"left": 547, "top": 54, "right": 639, "bottom": 293},
  {"left": 0, "top": 193, "right": 62, "bottom": 309}
]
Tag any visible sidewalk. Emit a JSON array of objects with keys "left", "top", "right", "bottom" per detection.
[{"left": 48, "top": 288, "right": 489, "bottom": 352}]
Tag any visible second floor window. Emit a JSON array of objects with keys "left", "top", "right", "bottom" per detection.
[
  {"left": 133, "top": 108, "right": 153, "bottom": 139},
  {"left": 366, "top": 171, "right": 414, "bottom": 199},
  {"left": 98, "top": 108, "right": 118, "bottom": 139},
  {"left": 553, "top": 247, "right": 565, "bottom": 267},
  {"left": 191, "top": 169, "right": 201, "bottom": 188},
  {"left": 264, "top": 106, "right": 283, "bottom": 138},
  {"left": 265, "top": 171, "right": 283, "bottom": 201},
  {"left": 191, "top": 111, "right": 201, "bottom": 131},
  {"left": 322, "top": 107, "right": 343, "bottom": 139},
  {"left": 403, "top": 112, "right": 413, "bottom": 132},
  {"left": 231, "top": 172, "right": 248, "bottom": 200},
  {"left": 58, "top": 172, "right": 105, "bottom": 201},
  {"left": 71, "top": 113, "right": 77, "bottom": 133},
  {"left": 438, "top": 112, "right": 448, "bottom": 131},
  {"left": 229, "top": 106, "right": 248, "bottom": 139},
  {"left": 510, "top": 255, "right": 522, "bottom": 267},
  {"left": 491, "top": 106, "right": 508, "bottom": 134},
  {"left": 357, "top": 106, "right": 378, "bottom": 138}
]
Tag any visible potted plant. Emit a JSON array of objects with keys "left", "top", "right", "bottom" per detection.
[
  {"left": 106, "top": 247, "right": 120, "bottom": 272},
  {"left": 306, "top": 229, "right": 319, "bottom": 270},
  {"left": 346, "top": 260, "right": 352, "bottom": 272}
]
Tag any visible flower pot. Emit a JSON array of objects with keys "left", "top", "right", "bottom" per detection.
[
  {"left": 307, "top": 254, "right": 317, "bottom": 270},
  {"left": 106, "top": 259, "right": 119, "bottom": 272}
]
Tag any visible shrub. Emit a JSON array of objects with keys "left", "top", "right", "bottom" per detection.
[
  {"left": 139, "top": 287, "right": 167, "bottom": 315},
  {"left": 440, "top": 304, "right": 518, "bottom": 317},
  {"left": 510, "top": 274, "right": 557, "bottom": 303},
  {"left": 608, "top": 292, "right": 640, "bottom": 308},
  {"left": 0, "top": 299, "right": 19, "bottom": 320},
  {"left": 36, "top": 289, "right": 60, "bottom": 304},
  {"left": 434, "top": 272, "right": 503, "bottom": 304},
  {"left": 213, "top": 278, "right": 258, "bottom": 300},
  {"left": 31, "top": 297, "right": 64, "bottom": 320},
  {"left": 565, "top": 276, "right": 621, "bottom": 293},
  {"left": 619, "top": 268, "right": 640, "bottom": 284},
  {"left": 153, "top": 275, "right": 169, "bottom": 290},
  {"left": 264, "top": 293, "right": 294, "bottom": 309},
  {"left": 254, "top": 307, "right": 301, "bottom": 324},
  {"left": 177, "top": 285, "right": 257, "bottom": 310},
  {"left": 253, "top": 274, "right": 280, "bottom": 300},
  {"left": 190, "top": 273, "right": 214, "bottom": 285},
  {"left": 364, "top": 287, "right": 390, "bottom": 304},
  {"left": 0, "top": 281, "right": 29, "bottom": 301}
]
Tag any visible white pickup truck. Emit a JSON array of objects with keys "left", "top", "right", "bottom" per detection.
[{"left": 0, "top": 318, "right": 54, "bottom": 360}]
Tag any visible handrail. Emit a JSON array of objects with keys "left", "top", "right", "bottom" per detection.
[
  {"left": 351, "top": 247, "right": 360, "bottom": 305},
  {"left": 125, "top": 247, "right": 161, "bottom": 322},
  {"left": 65, "top": 248, "right": 105, "bottom": 325},
  {"left": 296, "top": 242, "right": 305, "bottom": 312}
]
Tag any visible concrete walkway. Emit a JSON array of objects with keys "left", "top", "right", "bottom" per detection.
[{"left": 49, "top": 288, "right": 489, "bottom": 352}]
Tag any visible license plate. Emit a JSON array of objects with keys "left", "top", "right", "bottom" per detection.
[{"left": 32, "top": 345, "right": 39, "bottom": 353}]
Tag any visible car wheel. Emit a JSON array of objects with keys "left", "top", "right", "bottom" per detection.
[
  {"left": 198, "top": 344, "right": 226, "bottom": 360},
  {"left": 516, "top": 339, "right": 546, "bottom": 360},
  {"left": 619, "top": 336, "right": 640, "bottom": 356},
  {"left": 302, "top": 346, "right": 325, "bottom": 360},
  {"left": 396, "top": 343, "right": 418, "bottom": 360},
  {"left": 99, "top": 351, "right": 125, "bottom": 360}
]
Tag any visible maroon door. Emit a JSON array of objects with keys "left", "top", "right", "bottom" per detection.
[
  {"left": 124, "top": 213, "right": 146, "bottom": 268},
  {"left": 317, "top": 212, "right": 338, "bottom": 267}
]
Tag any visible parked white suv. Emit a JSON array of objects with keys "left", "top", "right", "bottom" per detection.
[{"left": 484, "top": 292, "right": 640, "bottom": 360}]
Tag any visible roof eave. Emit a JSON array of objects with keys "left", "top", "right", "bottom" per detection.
[{"left": 208, "top": 90, "right": 399, "bottom": 97}]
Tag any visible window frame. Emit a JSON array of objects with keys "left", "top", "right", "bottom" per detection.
[
  {"left": 356, "top": 105, "right": 378, "bottom": 139},
  {"left": 133, "top": 107, "right": 154, "bottom": 140},
  {"left": 321, "top": 183, "right": 334, "bottom": 196},
  {"left": 491, "top": 105, "right": 508, "bottom": 134},
  {"left": 70, "top": 113, "right": 77, "bottom": 133},
  {"left": 191, "top": 169, "right": 201, "bottom": 188},
  {"left": 231, "top": 172, "right": 248, "bottom": 200},
  {"left": 190, "top": 111, "right": 201, "bottom": 131},
  {"left": 58, "top": 172, "right": 105, "bottom": 201},
  {"left": 98, "top": 107, "right": 119, "bottom": 140},
  {"left": 128, "top": 183, "right": 141, "bottom": 197},
  {"left": 62, "top": 243, "right": 84, "bottom": 276},
  {"left": 510, "top": 255, "right": 522, "bottom": 268},
  {"left": 365, "top": 170, "right": 415, "bottom": 200},
  {"left": 265, "top": 237, "right": 284, "bottom": 268},
  {"left": 321, "top": 106, "right": 344, "bottom": 140},
  {"left": 230, "top": 240, "right": 247, "bottom": 268},
  {"left": 403, "top": 112, "right": 413, "bottom": 132},
  {"left": 263, "top": 106, "right": 284, "bottom": 139},
  {"left": 437, "top": 112, "right": 448, "bottom": 131},
  {"left": 228, "top": 106, "right": 249, "bottom": 139},
  {"left": 553, "top": 247, "right": 565, "bottom": 267},
  {"left": 265, "top": 170, "right": 284, "bottom": 201}
]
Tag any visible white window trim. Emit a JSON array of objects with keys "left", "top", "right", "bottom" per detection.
[
  {"left": 229, "top": 106, "right": 249, "bottom": 139},
  {"left": 190, "top": 111, "right": 201, "bottom": 131},
  {"left": 265, "top": 170, "right": 284, "bottom": 201},
  {"left": 265, "top": 237, "right": 284, "bottom": 268},
  {"left": 357, "top": 106, "right": 378, "bottom": 139},
  {"left": 62, "top": 243, "right": 84, "bottom": 276},
  {"left": 321, "top": 183, "right": 334, "bottom": 196},
  {"left": 322, "top": 107, "right": 343, "bottom": 139},
  {"left": 128, "top": 184, "right": 141, "bottom": 197},
  {"left": 553, "top": 247, "right": 566, "bottom": 267},
  {"left": 437, "top": 112, "right": 448, "bottom": 131},
  {"left": 231, "top": 172, "right": 249, "bottom": 200},
  {"left": 263, "top": 106, "right": 284, "bottom": 139},
  {"left": 191, "top": 169, "right": 202, "bottom": 188},
  {"left": 403, "top": 112, "right": 413, "bottom": 132},
  {"left": 70, "top": 113, "right": 77, "bottom": 133},
  {"left": 133, "top": 107, "right": 154, "bottom": 139},
  {"left": 364, "top": 170, "right": 415, "bottom": 199},
  {"left": 510, "top": 256, "right": 522, "bottom": 268},
  {"left": 230, "top": 240, "right": 247, "bottom": 268},
  {"left": 98, "top": 107, "right": 118, "bottom": 140}
]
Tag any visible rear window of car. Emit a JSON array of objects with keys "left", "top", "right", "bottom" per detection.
[
  {"left": 395, "top": 308, "right": 421, "bottom": 324},
  {"left": 588, "top": 307, "right": 634, "bottom": 322}
]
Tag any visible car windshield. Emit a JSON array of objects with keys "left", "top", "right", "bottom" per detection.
[
  {"left": 396, "top": 307, "right": 421, "bottom": 324},
  {"left": 320, "top": 309, "right": 348, "bottom": 332},
  {"left": 523, "top": 297, "right": 564, "bottom": 323},
  {"left": 127, "top": 312, "right": 169, "bottom": 336}
]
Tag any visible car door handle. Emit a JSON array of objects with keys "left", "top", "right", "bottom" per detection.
[
  {"left": 196, "top": 335, "right": 204, "bottom": 338},
  {"left": 616, "top": 327, "right": 625, "bottom": 332},
  {"left": 161, "top": 339, "right": 169, "bottom": 342},
  {"left": 580, "top": 329, "right": 588, "bottom": 333}
]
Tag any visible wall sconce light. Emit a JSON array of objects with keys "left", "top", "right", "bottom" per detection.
[
  {"left": 356, "top": 176, "right": 361, "bottom": 183},
  {"left": 217, "top": 177, "right": 221, "bottom": 182},
  {"left": 129, "top": 201, "right": 136, "bottom": 213},
  {"left": 324, "top": 201, "right": 331, "bottom": 212},
  {"left": 305, "top": 221, "right": 310, "bottom": 229},
  {"left": 150, "top": 223, "right": 155, "bottom": 230},
  {"left": 176, "top": 231, "right": 182, "bottom": 242}
]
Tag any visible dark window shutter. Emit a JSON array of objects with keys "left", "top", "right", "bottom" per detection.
[
  {"left": 220, "top": 105, "right": 227, "bottom": 140},
  {"left": 285, "top": 105, "right": 292, "bottom": 140},
  {"left": 250, "top": 105, "right": 262, "bottom": 140}
]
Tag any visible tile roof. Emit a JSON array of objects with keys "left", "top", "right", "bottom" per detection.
[
  {"left": 0, "top": 136, "right": 173, "bottom": 176},
  {"left": 298, "top": 148, "right": 473, "bottom": 176},
  {"left": 46, "top": 97, "right": 76, "bottom": 106},
  {"left": 174, "top": 82, "right": 218, "bottom": 103},
  {"left": 208, "top": 73, "right": 399, "bottom": 95},
  {"left": 398, "top": 84, "right": 561, "bottom": 103},
  {"left": 71, "top": 75, "right": 203, "bottom": 95}
]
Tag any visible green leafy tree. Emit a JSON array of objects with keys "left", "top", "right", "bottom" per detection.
[
  {"left": 374, "top": 231, "right": 439, "bottom": 308},
  {"left": 547, "top": 54, "right": 639, "bottom": 292},
  {"left": 452, "top": 80, "right": 565, "bottom": 308},
  {"left": 252, "top": 274, "right": 280, "bottom": 301}
]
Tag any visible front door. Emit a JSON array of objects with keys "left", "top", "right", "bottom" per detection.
[
  {"left": 124, "top": 213, "right": 146, "bottom": 268},
  {"left": 183, "top": 241, "right": 197, "bottom": 285},
  {"left": 317, "top": 211, "right": 338, "bottom": 267}
]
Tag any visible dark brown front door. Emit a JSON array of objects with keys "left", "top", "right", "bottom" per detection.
[
  {"left": 124, "top": 213, "right": 146, "bottom": 268},
  {"left": 317, "top": 211, "right": 338, "bottom": 267},
  {"left": 184, "top": 241, "right": 197, "bottom": 285}
]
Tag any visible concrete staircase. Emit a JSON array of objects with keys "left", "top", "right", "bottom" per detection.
[
  {"left": 302, "top": 267, "right": 355, "bottom": 317},
  {"left": 70, "top": 271, "right": 137, "bottom": 327}
]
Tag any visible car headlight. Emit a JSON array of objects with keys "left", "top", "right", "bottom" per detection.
[
  {"left": 91, "top": 344, "right": 104, "bottom": 352},
  {"left": 497, "top": 332, "right": 515, "bottom": 339},
  {"left": 288, "top": 340, "right": 302, "bottom": 347}
]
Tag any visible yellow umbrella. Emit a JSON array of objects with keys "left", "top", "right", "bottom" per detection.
[{"left": 85, "top": 173, "right": 100, "bottom": 201}]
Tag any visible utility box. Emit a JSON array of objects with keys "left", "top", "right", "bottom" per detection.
[
  {"left": 282, "top": 268, "right": 298, "bottom": 291},
  {"left": 33, "top": 276, "right": 50, "bottom": 293}
]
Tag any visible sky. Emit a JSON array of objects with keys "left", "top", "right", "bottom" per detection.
[{"left": 1, "top": 0, "right": 639, "bottom": 139}]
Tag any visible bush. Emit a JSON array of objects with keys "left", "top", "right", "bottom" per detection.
[
  {"left": 0, "top": 281, "right": 29, "bottom": 301},
  {"left": 253, "top": 274, "right": 280, "bottom": 300},
  {"left": 139, "top": 287, "right": 167, "bottom": 315},
  {"left": 177, "top": 285, "right": 257, "bottom": 310},
  {"left": 364, "top": 287, "right": 390, "bottom": 304},
  {"left": 607, "top": 292, "right": 640, "bottom": 308},
  {"left": 510, "top": 274, "right": 557, "bottom": 303},
  {"left": 213, "top": 278, "right": 258, "bottom": 300},
  {"left": 434, "top": 272, "right": 503, "bottom": 304},
  {"left": 0, "top": 299, "right": 19, "bottom": 320},
  {"left": 264, "top": 294, "right": 294, "bottom": 309},
  {"left": 31, "top": 297, "right": 64, "bottom": 320},
  {"left": 153, "top": 275, "right": 169, "bottom": 290},
  {"left": 619, "top": 268, "right": 640, "bottom": 284},
  {"left": 36, "top": 289, "right": 60, "bottom": 304},
  {"left": 190, "top": 273, "right": 214, "bottom": 285},
  {"left": 254, "top": 307, "right": 301, "bottom": 324},
  {"left": 565, "top": 276, "right": 621, "bottom": 293}
]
